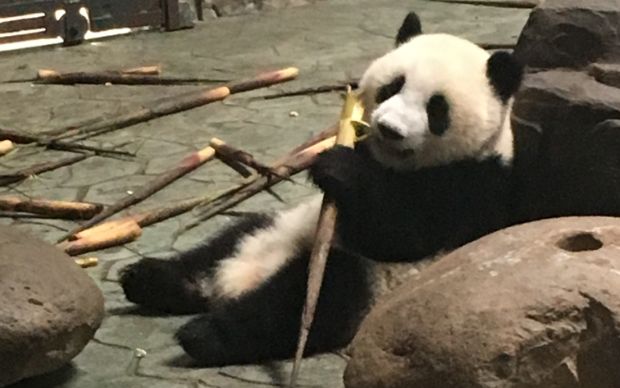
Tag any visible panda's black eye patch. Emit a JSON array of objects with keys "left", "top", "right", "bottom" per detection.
[
  {"left": 376, "top": 75, "right": 405, "bottom": 104},
  {"left": 427, "top": 94, "right": 450, "bottom": 136}
]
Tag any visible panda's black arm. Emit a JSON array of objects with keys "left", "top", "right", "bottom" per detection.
[{"left": 309, "top": 145, "right": 369, "bottom": 206}]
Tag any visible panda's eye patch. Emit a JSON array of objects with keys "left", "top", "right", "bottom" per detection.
[
  {"left": 427, "top": 94, "right": 450, "bottom": 136},
  {"left": 376, "top": 75, "right": 405, "bottom": 104}
]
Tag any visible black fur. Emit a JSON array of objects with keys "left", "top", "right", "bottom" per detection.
[
  {"left": 120, "top": 213, "right": 273, "bottom": 314},
  {"left": 396, "top": 11, "right": 422, "bottom": 46},
  {"left": 176, "top": 247, "right": 371, "bottom": 366},
  {"left": 487, "top": 51, "right": 524, "bottom": 102},
  {"left": 427, "top": 94, "right": 451, "bottom": 136},
  {"left": 376, "top": 75, "right": 405, "bottom": 104},
  {"left": 311, "top": 143, "right": 513, "bottom": 261}
]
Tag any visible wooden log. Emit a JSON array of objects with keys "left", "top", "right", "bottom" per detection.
[
  {"left": 58, "top": 145, "right": 217, "bottom": 242},
  {"left": 0, "top": 140, "right": 14, "bottom": 156},
  {"left": 58, "top": 218, "right": 142, "bottom": 256},
  {"left": 0, "top": 196, "right": 103, "bottom": 219},
  {"left": 0, "top": 153, "right": 89, "bottom": 186},
  {"left": 46, "top": 67, "right": 299, "bottom": 142},
  {"left": 289, "top": 88, "right": 363, "bottom": 387}
]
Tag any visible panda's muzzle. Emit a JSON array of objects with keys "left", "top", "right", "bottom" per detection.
[{"left": 377, "top": 122, "right": 405, "bottom": 140}]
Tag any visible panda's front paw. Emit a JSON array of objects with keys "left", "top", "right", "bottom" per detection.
[
  {"left": 310, "top": 146, "right": 360, "bottom": 199},
  {"left": 176, "top": 315, "right": 225, "bottom": 366}
]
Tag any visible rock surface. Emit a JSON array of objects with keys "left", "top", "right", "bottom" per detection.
[
  {"left": 513, "top": 0, "right": 620, "bottom": 70},
  {"left": 344, "top": 217, "right": 620, "bottom": 388},
  {"left": 0, "top": 225, "right": 104, "bottom": 387}
]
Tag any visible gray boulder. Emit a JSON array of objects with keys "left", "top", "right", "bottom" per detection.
[
  {"left": 0, "top": 225, "right": 104, "bottom": 387},
  {"left": 344, "top": 217, "right": 620, "bottom": 388},
  {"left": 513, "top": 0, "right": 620, "bottom": 70}
]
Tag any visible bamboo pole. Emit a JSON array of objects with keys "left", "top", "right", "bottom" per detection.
[
  {"left": 0, "top": 140, "right": 14, "bottom": 156},
  {"left": 59, "top": 218, "right": 142, "bottom": 256},
  {"left": 36, "top": 69, "right": 228, "bottom": 85},
  {"left": 0, "top": 196, "right": 102, "bottom": 219},
  {"left": 45, "top": 67, "right": 299, "bottom": 142},
  {"left": 0, "top": 128, "right": 134, "bottom": 157},
  {"left": 289, "top": 88, "right": 364, "bottom": 387},
  {"left": 0, "top": 153, "right": 89, "bottom": 186},
  {"left": 58, "top": 145, "right": 217, "bottom": 242}
]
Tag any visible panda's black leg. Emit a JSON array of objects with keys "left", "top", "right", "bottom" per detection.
[
  {"left": 176, "top": 248, "right": 372, "bottom": 366},
  {"left": 119, "top": 213, "right": 273, "bottom": 314}
]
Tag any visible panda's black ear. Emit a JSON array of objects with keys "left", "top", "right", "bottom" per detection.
[
  {"left": 396, "top": 12, "right": 422, "bottom": 46},
  {"left": 486, "top": 51, "right": 524, "bottom": 102}
]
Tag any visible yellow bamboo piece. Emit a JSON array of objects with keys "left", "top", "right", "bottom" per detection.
[
  {"left": 289, "top": 87, "right": 364, "bottom": 387},
  {"left": 75, "top": 257, "right": 98, "bottom": 268},
  {"left": 0, "top": 140, "right": 14, "bottom": 156}
]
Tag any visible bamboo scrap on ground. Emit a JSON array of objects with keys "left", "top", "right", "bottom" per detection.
[
  {"left": 0, "top": 153, "right": 89, "bottom": 186},
  {"left": 289, "top": 87, "right": 364, "bottom": 388},
  {"left": 0, "top": 196, "right": 103, "bottom": 219},
  {"left": 210, "top": 137, "right": 278, "bottom": 177},
  {"left": 0, "top": 140, "right": 14, "bottom": 156},
  {"left": 75, "top": 257, "right": 98, "bottom": 268},
  {"left": 427, "top": 0, "right": 537, "bottom": 8},
  {"left": 44, "top": 67, "right": 299, "bottom": 142},
  {"left": 57, "top": 145, "right": 217, "bottom": 242}
]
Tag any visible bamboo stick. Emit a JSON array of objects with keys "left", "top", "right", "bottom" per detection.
[
  {"left": 36, "top": 69, "right": 228, "bottom": 85},
  {"left": 210, "top": 137, "right": 276, "bottom": 177},
  {"left": 45, "top": 67, "right": 299, "bottom": 142},
  {"left": 289, "top": 88, "right": 363, "bottom": 388},
  {"left": 0, "top": 128, "right": 134, "bottom": 157},
  {"left": 427, "top": 0, "right": 537, "bottom": 8},
  {"left": 58, "top": 145, "right": 217, "bottom": 242},
  {"left": 0, "top": 196, "right": 103, "bottom": 219},
  {"left": 0, "top": 153, "right": 89, "bottom": 186},
  {"left": 0, "top": 140, "right": 14, "bottom": 156},
  {"left": 185, "top": 136, "right": 336, "bottom": 231},
  {"left": 59, "top": 219, "right": 142, "bottom": 256}
]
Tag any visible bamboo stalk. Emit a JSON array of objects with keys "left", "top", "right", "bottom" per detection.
[
  {"left": 58, "top": 218, "right": 142, "bottom": 256},
  {"left": 0, "top": 140, "right": 14, "bottom": 156},
  {"left": 58, "top": 145, "right": 217, "bottom": 242},
  {"left": 0, "top": 196, "right": 102, "bottom": 219},
  {"left": 36, "top": 69, "right": 228, "bottom": 85},
  {"left": 0, "top": 128, "right": 134, "bottom": 157},
  {"left": 263, "top": 82, "right": 358, "bottom": 100},
  {"left": 289, "top": 88, "right": 363, "bottom": 388},
  {"left": 45, "top": 67, "right": 299, "bottom": 142},
  {"left": 427, "top": 0, "right": 537, "bottom": 8},
  {"left": 186, "top": 135, "right": 337, "bottom": 230},
  {"left": 0, "top": 153, "right": 89, "bottom": 186},
  {"left": 210, "top": 137, "right": 276, "bottom": 177}
]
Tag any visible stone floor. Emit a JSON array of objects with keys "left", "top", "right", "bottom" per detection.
[{"left": 1, "top": 1, "right": 530, "bottom": 387}]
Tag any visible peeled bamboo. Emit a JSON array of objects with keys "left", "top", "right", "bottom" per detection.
[{"left": 289, "top": 87, "right": 363, "bottom": 387}]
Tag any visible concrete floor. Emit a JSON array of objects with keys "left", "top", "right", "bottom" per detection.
[{"left": 1, "top": 1, "right": 530, "bottom": 386}]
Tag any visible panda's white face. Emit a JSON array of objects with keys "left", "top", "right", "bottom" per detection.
[{"left": 359, "top": 33, "right": 514, "bottom": 171}]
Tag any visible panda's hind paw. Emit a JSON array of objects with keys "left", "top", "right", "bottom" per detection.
[{"left": 120, "top": 258, "right": 208, "bottom": 314}]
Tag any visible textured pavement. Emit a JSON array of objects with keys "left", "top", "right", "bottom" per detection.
[{"left": 1, "top": 1, "right": 530, "bottom": 386}]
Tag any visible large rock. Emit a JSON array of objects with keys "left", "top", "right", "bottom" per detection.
[
  {"left": 513, "top": 0, "right": 620, "bottom": 70},
  {"left": 344, "top": 217, "right": 620, "bottom": 388},
  {"left": 0, "top": 225, "right": 104, "bottom": 387},
  {"left": 511, "top": 0, "right": 620, "bottom": 150}
]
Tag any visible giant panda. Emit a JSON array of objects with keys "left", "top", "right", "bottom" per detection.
[{"left": 119, "top": 12, "right": 620, "bottom": 367}]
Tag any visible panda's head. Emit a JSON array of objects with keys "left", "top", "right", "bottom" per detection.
[{"left": 359, "top": 12, "right": 523, "bottom": 171}]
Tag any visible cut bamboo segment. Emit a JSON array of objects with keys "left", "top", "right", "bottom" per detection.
[
  {"left": 0, "top": 196, "right": 103, "bottom": 219},
  {"left": 0, "top": 140, "right": 14, "bottom": 156},
  {"left": 289, "top": 87, "right": 364, "bottom": 387}
]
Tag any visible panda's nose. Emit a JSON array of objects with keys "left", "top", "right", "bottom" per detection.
[{"left": 377, "top": 123, "right": 405, "bottom": 140}]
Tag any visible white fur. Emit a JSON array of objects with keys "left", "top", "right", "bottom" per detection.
[
  {"left": 213, "top": 196, "right": 322, "bottom": 299},
  {"left": 359, "top": 33, "right": 514, "bottom": 170}
]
